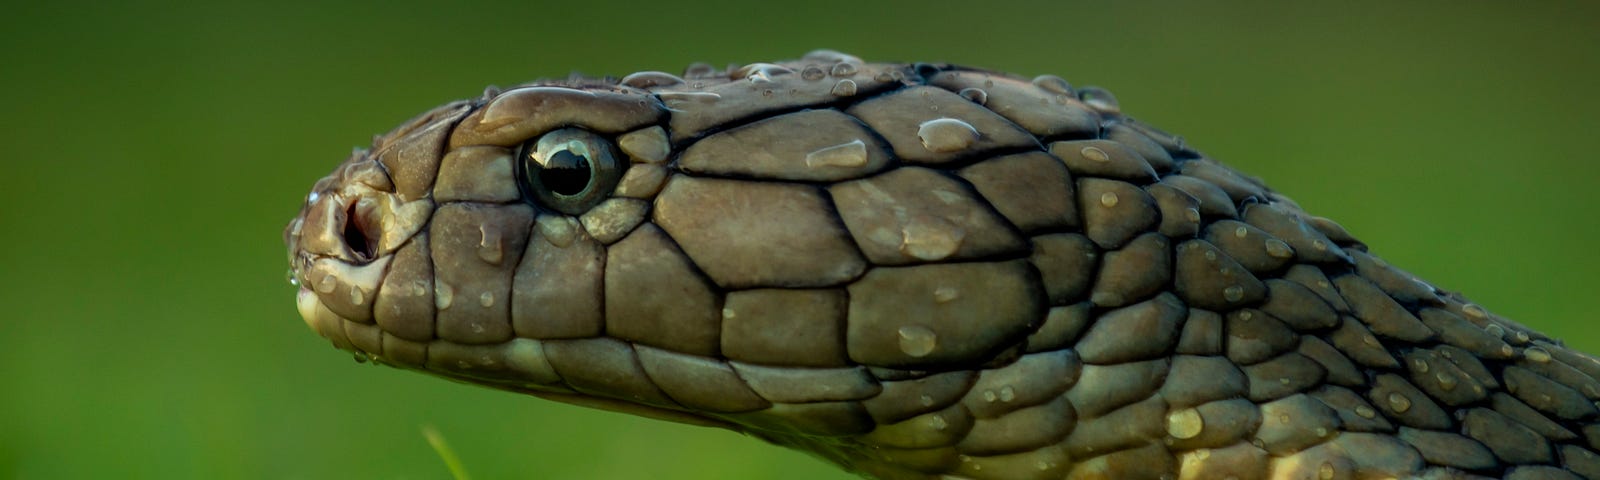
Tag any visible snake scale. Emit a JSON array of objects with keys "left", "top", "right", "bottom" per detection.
[{"left": 284, "top": 51, "right": 1600, "bottom": 479}]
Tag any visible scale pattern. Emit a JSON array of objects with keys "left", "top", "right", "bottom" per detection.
[{"left": 284, "top": 51, "right": 1600, "bottom": 480}]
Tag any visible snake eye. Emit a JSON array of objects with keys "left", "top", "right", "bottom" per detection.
[{"left": 516, "top": 128, "right": 626, "bottom": 215}]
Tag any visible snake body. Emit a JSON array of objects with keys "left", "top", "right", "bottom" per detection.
[{"left": 285, "top": 51, "right": 1600, "bottom": 479}]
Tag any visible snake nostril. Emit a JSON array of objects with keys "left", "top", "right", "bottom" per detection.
[{"left": 343, "top": 202, "right": 375, "bottom": 262}]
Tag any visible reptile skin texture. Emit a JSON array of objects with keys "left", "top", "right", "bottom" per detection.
[{"left": 284, "top": 51, "right": 1600, "bottom": 480}]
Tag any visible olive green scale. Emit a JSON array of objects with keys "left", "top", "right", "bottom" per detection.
[{"left": 283, "top": 50, "right": 1600, "bottom": 480}]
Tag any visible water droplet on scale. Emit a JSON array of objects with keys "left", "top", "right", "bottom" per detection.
[
  {"left": 957, "top": 87, "right": 988, "bottom": 105},
  {"left": 901, "top": 215, "right": 964, "bottom": 261},
  {"left": 316, "top": 275, "right": 337, "bottom": 294},
  {"left": 1081, "top": 146, "right": 1110, "bottom": 163},
  {"left": 436, "top": 283, "right": 455, "bottom": 310},
  {"left": 1166, "top": 408, "right": 1204, "bottom": 439},
  {"left": 479, "top": 292, "right": 495, "bottom": 308},
  {"left": 1099, "top": 192, "right": 1120, "bottom": 207},
  {"left": 897, "top": 325, "right": 938, "bottom": 358},
  {"left": 1387, "top": 392, "right": 1412, "bottom": 413},
  {"left": 830, "top": 79, "right": 858, "bottom": 97},
  {"left": 916, "top": 118, "right": 978, "bottom": 153},
  {"left": 804, "top": 140, "right": 869, "bottom": 168},
  {"left": 800, "top": 65, "right": 825, "bottom": 81},
  {"left": 1223, "top": 286, "right": 1245, "bottom": 302}
]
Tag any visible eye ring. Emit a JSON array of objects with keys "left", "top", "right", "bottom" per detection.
[{"left": 515, "top": 128, "right": 626, "bottom": 215}]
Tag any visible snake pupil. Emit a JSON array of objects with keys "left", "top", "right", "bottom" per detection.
[{"left": 539, "top": 149, "right": 592, "bottom": 196}]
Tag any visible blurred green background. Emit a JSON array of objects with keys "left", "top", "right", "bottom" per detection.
[{"left": 2, "top": 1, "right": 1597, "bottom": 479}]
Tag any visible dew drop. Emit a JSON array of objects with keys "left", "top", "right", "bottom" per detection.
[
  {"left": 1355, "top": 405, "right": 1376, "bottom": 418},
  {"left": 1314, "top": 427, "right": 1328, "bottom": 437},
  {"left": 998, "top": 386, "right": 1016, "bottom": 402},
  {"left": 800, "top": 65, "right": 825, "bottom": 81},
  {"left": 658, "top": 91, "right": 722, "bottom": 107},
  {"left": 1318, "top": 462, "right": 1336, "bottom": 480},
  {"left": 957, "top": 87, "right": 988, "bottom": 105},
  {"left": 1411, "top": 358, "right": 1430, "bottom": 374},
  {"left": 478, "top": 225, "right": 505, "bottom": 264},
  {"left": 286, "top": 269, "right": 301, "bottom": 287},
  {"left": 436, "top": 283, "right": 455, "bottom": 310},
  {"left": 1462, "top": 303, "right": 1488, "bottom": 319},
  {"left": 804, "top": 139, "right": 869, "bottom": 168},
  {"left": 982, "top": 390, "right": 997, "bottom": 402},
  {"left": 1166, "top": 408, "right": 1204, "bottom": 439},
  {"left": 1387, "top": 392, "right": 1412, "bottom": 413},
  {"left": 316, "top": 274, "right": 337, "bottom": 294},
  {"left": 1312, "top": 239, "right": 1328, "bottom": 251},
  {"left": 1264, "top": 239, "right": 1294, "bottom": 259},
  {"left": 1203, "top": 249, "right": 1218, "bottom": 261},
  {"left": 901, "top": 215, "right": 964, "bottom": 261},
  {"left": 919, "top": 394, "right": 934, "bottom": 406},
  {"left": 353, "top": 352, "right": 370, "bottom": 364},
  {"left": 830, "top": 62, "right": 857, "bottom": 77},
  {"left": 830, "top": 79, "right": 858, "bottom": 97},
  {"left": 1513, "top": 331, "right": 1530, "bottom": 344},
  {"left": 1081, "top": 146, "right": 1110, "bottom": 163},
  {"left": 479, "top": 292, "right": 495, "bottom": 308},
  {"left": 1099, "top": 192, "right": 1120, "bottom": 207},
  {"left": 411, "top": 282, "right": 427, "bottom": 297},
  {"left": 933, "top": 286, "right": 960, "bottom": 303},
  {"left": 1525, "top": 347, "right": 1552, "bottom": 363},
  {"left": 1232, "top": 226, "right": 1248, "bottom": 238},
  {"left": 1223, "top": 286, "right": 1245, "bottom": 302},
  {"left": 916, "top": 118, "right": 979, "bottom": 153},
  {"left": 1031, "top": 75, "right": 1073, "bottom": 95},
  {"left": 349, "top": 286, "right": 365, "bottom": 306},
  {"left": 897, "top": 325, "right": 938, "bottom": 358},
  {"left": 1436, "top": 372, "right": 1458, "bottom": 391},
  {"left": 929, "top": 414, "right": 948, "bottom": 430}
]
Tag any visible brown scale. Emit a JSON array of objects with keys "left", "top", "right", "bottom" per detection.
[{"left": 283, "top": 50, "right": 1600, "bottom": 479}]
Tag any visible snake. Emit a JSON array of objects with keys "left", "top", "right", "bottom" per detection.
[{"left": 283, "top": 50, "right": 1600, "bottom": 479}]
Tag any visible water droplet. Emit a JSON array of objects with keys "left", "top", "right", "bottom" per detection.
[
  {"left": 349, "top": 286, "right": 365, "bottom": 306},
  {"left": 1411, "top": 358, "right": 1430, "bottom": 373},
  {"left": 800, "top": 65, "right": 825, "bottom": 81},
  {"left": 1314, "top": 427, "right": 1328, "bottom": 437},
  {"left": 1462, "top": 303, "right": 1488, "bottom": 319},
  {"left": 479, "top": 292, "right": 495, "bottom": 308},
  {"left": 804, "top": 139, "right": 869, "bottom": 168},
  {"left": 1203, "top": 249, "right": 1218, "bottom": 261},
  {"left": 916, "top": 118, "right": 979, "bottom": 153},
  {"left": 982, "top": 390, "right": 997, "bottom": 402},
  {"left": 998, "top": 386, "right": 1016, "bottom": 402},
  {"left": 1264, "top": 239, "right": 1294, "bottom": 259},
  {"left": 1514, "top": 331, "right": 1530, "bottom": 344},
  {"left": 1233, "top": 226, "right": 1249, "bottom": 238},
  {"left": 353, "top": 352, "right": 370, "bottom": 364},
  {"left": 1031, "top": 75, "right": 1073, "bottom": 95},
  {"left": 897, "top": 325, "right": 938, "bottom": 358},
  {"left": 1081, "top": 146, "right": 1110, "bottom": 162},
  {"left": 1318, "top": 462, "right": 1336, "bottom": 480},
  {"left": 1081, "top": 87, "right": 1120, "bottom": 112},
  {"left": 436, "top": 283, "right": 455, "bottom": 310},
  {"left": 933, "top": 286, "right": 960, "bottom": 303},
  {"left": 1099, "top": 192, "right": 1120, "bottom": 207},
  {"left": 478, "top": 225, "right": 505, "bottom": 264},
  {"left": 658, "top": 91, "right": 722, "bottom": 108},
  {"left": 830, "top": 79, "right": 858, "bottom": 97},
  {"left": 929, "top": 414, "right": 948, "bottom": 430},
  {"left": 316, "top": 274, "right": 337, "bottom": 294},
  {"left": 411, "top": 282, "right": 427, "bottom": 297},
  {"left": 286, "top": 269, "right": 301, "bottom": 287},
  {"left": 1484, "top": 323, "right": 1505, "bottom": 338},
  {"left": 957, "top": 87, "right": 988, "bottom": 105},
  {"left": 919, "top": 394, "right": 934, "bottom": 406},
  {"left": 1185, "top": 208, "right": 1202, "bottom": 223},
  {"left": 1387, "top": 392, "right": 1412, "bottom": 413},
  {"left": 1436, "top": 372, "right": 1458, "bottom": 391},
  {"left": 829, "top": 62, "right": 857, "bottom": 77},
  {"left": 1166, "top": 408, "right": 1204, "bottom": 439},
  {"left": 900, "top": 215, "right": 964, "bottom": 261},
  {"left": 1525, "top": 347, "right": 1552, "bottom": 363},
  {"left": 1312, "top": 239, "right": 1328, "bottom": 251},
  {"left": 1355, "top": 405, "right": 1376, "bottom": 418},
  {"left": 1223, "top": 286, "right": 1245, "bottom": 302}
]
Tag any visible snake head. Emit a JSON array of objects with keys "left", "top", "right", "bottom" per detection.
[{"left": 284, "top": 100, "right": 472, "bottom": 353}]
